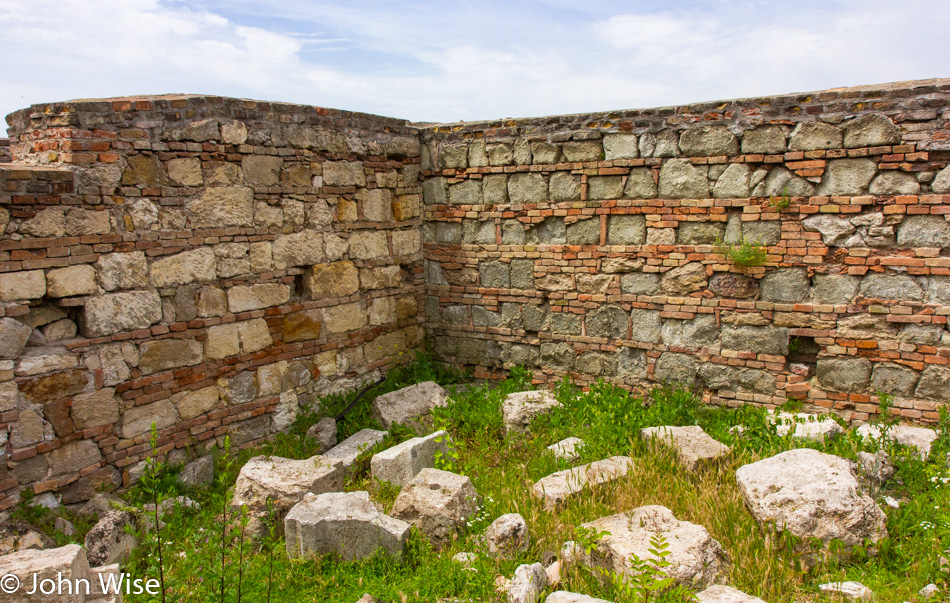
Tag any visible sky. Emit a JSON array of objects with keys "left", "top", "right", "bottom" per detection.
[{"left": 1, "top": 0, "right": 948, "bottom": 126}]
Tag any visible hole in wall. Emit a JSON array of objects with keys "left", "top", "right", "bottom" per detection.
[{"left": 787, "top": 335, "right": 819, "bottom": 376}]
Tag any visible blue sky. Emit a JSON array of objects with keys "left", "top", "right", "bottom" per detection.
[{"left": 1, "top": 0, "right": 948, "bottom": 126}]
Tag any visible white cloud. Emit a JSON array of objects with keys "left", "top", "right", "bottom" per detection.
[{"left": 1, "top": 0, "right": 948, "bottom": 128}]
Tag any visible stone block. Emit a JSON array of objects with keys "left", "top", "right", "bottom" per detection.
[
  {"left": 273, "top": 230, "right": 324, "bottom": 269},
  {"left": 603, "top": 134, "right": 639, "bottom": 159},
  {"left": 630, "top": 309, "right": 661, "bottom": 343},
  {"left": 283, "top": 309, "right": 323, "bottom": 343},
  {"left": 897, "top": 215, "right": 950, "bottom": 248},
  {"left": 654, "top": 352, "right": 699, "bottom": 387},
  {"left": 708, "top": 273, "right": 758, "bottom": 298},
  {"left": 95, "top": 251, "right": 148, "bottom": 292},
  {"left": 0, "top": 544, "right": 91, "bottom": 603},
  {"left": 789, "top": 122, "right": 842, "bottom": 151},
  {"left": 678, "top": 222, "right": 724, "bottom": 245},
  {"left": 138, "top": 339, "right": 203, "bottom": 376},
  {"left": 119, "top": 399, "right": 176, "bottom": 439},
  {"left": 502, "top": 390, "right": 561, "bottom": 435},
  {"left": 659, "top": 159, "right": 708, "bottom": 199},
  {"left": 0, "top": 318, "right": 31, "bottom": 360},
  {"left": 82, "top": 290, "right": 162, "bottom": 337},
  {"left": 817, "top": 357, "right": 872, "bottom": 392},
  {"left": 364, "top": 329, "right": 407, "bottom": 363},
  {"left": 660, "top": 262, "right": 707, "bottom": 295},
  {"left": 323, "top": 302, "right": 367, "bottom": 333},
  {"left": 760, "top": 268, "right": 810, "bottom": 303},
  {"left": 302, "top": 261, "right": 359, "bottom": 300},
  {"left": 620, "top": 272, "right": 659, "bottom": 295},
  {"left": 348, "top": 230, "right": 388, "bottom": 260},
  {"left": 843, "top": 113, "right": 901, "bottom": 148},
  {"left": 324, "top": 429, "right": 388, "bottom": 474},
  {"left": 150, "top": 248, "right": 216, "bottom": 288},
  {"left": 242, "top": 155, "right": 282, "bottom": 185},
  {"left": 562, "top": 141, "right": 602, "bottom": 162},
  {"left": 641, "top": 425, "right": 730, "bottom": 470},
  {"left": 741, "top": 125, "right": 786, "bottom": 154},
  {"left": 390, "top": 468, "right": 478, "bottom": 548},
  {"left": 176, "top": 385, "right": 220, "bottom": 421},
  {"left": 588, "top": 176, "right": 623, "bottom": 200},
  {"left": 19, "top": 369, "right": 87, "bottom": 404},
  {"left": 624, "top": 168, "right": 657, "bottom": 198},
  {"left": 166, "top": 156, "right": 202, "bottom": 185},
  {"left": 227, "top": 283, "right": 290, "bottom": 313},
  {"left": 392, "top": 229, "right": 421, "bottom": 258},
  {"left": 549, "top": 172, "right": 580, "bottom": 201},
  {"left": 680, "top": 125, "right": 738, "bottom": 157},
  {"left": 480, "top": 261, "right": 510, "bottom": 288},
  {"left": 0, "top": 270, "right": 45, "bottom": 302},
  {"left": 323, "top": 161, "right": 365, "bottom": 186},
  {"left": 533, "top": 456, "right": 633, "bottom": 510},
  {"left": 65, "top": 208, "right": 111, "bottom": 236},
  {"left": 186, "top": 186, "right": 254, "bottom": 228},
  {"left": 422, "top": 177, "right": 447, "bottom": 205},
  {"left": 566, "top": 219, "right": 600, "bottom": 245},
  {"left": 508, "top": 173, "right": 547, "bottom": 204},
  {"left": 858, "top": 273, "right": 922, "bottom": 301},
  {"left": 816, "top": 159, "right": 877, "bottom": 196},
  {"left": 370, "top": 430, "right": 450, "bottom": 487}
]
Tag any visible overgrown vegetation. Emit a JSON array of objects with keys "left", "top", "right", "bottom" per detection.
[
  {"left": 20, "top": 352, "right": 950, "bottom": 602},
  {"left": 714, "top": 237, "right": 769, "bottom": 268}
]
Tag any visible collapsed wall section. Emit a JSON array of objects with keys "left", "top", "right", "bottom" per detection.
[
  {"left": 420, "top": 79, "right": 950, "bottom": 424},
  {"left": 0, "top": 96, "right": 423, "bottom": 509}
]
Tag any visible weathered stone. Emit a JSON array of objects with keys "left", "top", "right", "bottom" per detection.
[
  {"left": 480, "top": 260, "right": 510, "bottom": 288},
  {"left": 227, "top": 283, "right": 290, "bottom": 313},
  {"left": 620, "top": 273, "right": 659, "bottom": 295},
  {"left": 641, "top": 426, "right": 730, "bottom": 470},
  {"left": 139, "top": 339, "right": 202, "bottom": 375},
  {"left": 661, "top": 315, "right": 719, "bottom": 348},
  {"left": 119, "top": 399, "right": 176, "bottom": 439},
  {"left": 659, "top": 159, "right": 709, "bottom": 199},
  {"left": 485, "top": 512, "right": 531, "bottom": 557},
  {"left": 372, "top": 381, "right": 447, "bottom": 430},
  {"left": 323, "top": 161, "right": 365, "bottom": 186},
  {"left": 605, "top": 215, "right": 645, "bottom": 245},
  {"left": 508, "top": 173, "right": 547, "bottom": 204},
  {"left": 507, "top": 563, "right": 548, "bottom": 603},
  {"left": 916, "top": 365, "right": 950, "bottom": 400},
  {"left": 18, "top": 369, "right": 87, "bottom": 405},
  {"left": 0, "top": 544, "right": 93, "bottom": 603},
  {"left": 552, "top": 313, "right": 580, "bottom": 336},
  {"left": 858, "top": 273, "right": 923, "bottom": 301},
  {"left": 869, "top": 170, "right": 920, "bottom": 195},
  {"left": 533, "top": 456, "right": 633, "bottom": 510},
  {"left": 660, "top": 262, "right": 707, "bottom": 295},
  {"left": 678, "top": 222, "right": 724, "bottom": 245},
  {"left": 695, "top": 585, "right": 766, "bottom": 603},
  {"left": 603, "top": 134, "right": 638, "bottom": 159},
  {"left": 324, "top": 428, "right": 388, "bottom": 474},
  {"left": 503, "top": 390, "right": 561, "bottom": 435},
  {"left": 0, "top": 318, "right": 31, "bottom": 360},
  {"left": 588, "top": 176, "right": 623, "bottom": 200},
  {"left": 0, "top": 270, "right": 45, "bottom": 302},
  {"left": 653, "top": 352, "right": 699, "bottom": 387},
  {"left": 581, "top": 505, "right": 727, "bottom": 589},
  {"left": 273, "top": 230, "right": 324, "bottom": 269},
  {"left": 82, "top": 290, "right": 162, "bottom": 337},
  {"left": 449, "top": 179, "right": 482, "bottom": 205},
  {"left": 741, "top": 125, "right": 786, "bottom": 154},
  {"left": 149, "top": 247, "right": 215, "bottom": 288},
  {"left": 680, "top": 125, "right": 738, "bottom": 157},
  {"left": 390, "top": 468, "right": 478, "bottom": 548},
  {"left": 712, "top": 163, "right": 751, "bottom": 198},
  {"left": 818, "top": 581, "right": 874, "bottom": 602},
  {"left": 869, "top": 362, "right": 919, "bottom": 397},
  {"left": 371, "top": 431, "right": 450, "bottom": 487},
  {"left": 285, "top": 491, "right": 410, "bottom": 560},
  {"left": 282, "top": 309, "right": 323, "bottom": 343},
  {"left": 178, "top": 455, "right": 215, "bottom": 488},
  {"left": 71, "top": 388, "right": 119, "bottom": 430},
  {"left": 84, "top": 510, "right": 138, "bottom": 567},
  {"left": 186, "top": 186, "right": 254, "bottom": 228},
  {"left": 802, "top": 214, "right": 856, "bottom": 246},
  {"left": 708, "top": 273, "right": 758, "bottom": 298},
  {"left": 770, "top": 413, "right": 844, "bottom": 441},
  {"left": 618, "top": 167, "right": 655, "bottom": 199},
  {"left": 760, "top": 268, "right": 810, "bottom": 303},
  {"left": 547, "top": 593, "right": 612, "bottom": 603},
  {"left": 816, "top": 159, "right": 877, "bottom": 196},
  {"left": 736, "top": 448, "right": 887, "bottom": 554},
  {"left": 566, "top": 219, "right": 600, "bottom": 244},
  {"left": 897, "top": 215, "right": 950, "bottom": 248},
  {"left": 789, "top": 121, "right": 842, "bottom": 150},
  {"left": 583, "top": 305, "right": 627, "bottom": 339},
  {"left": 810, "top": 274, "right": 860, "bottom": 304},
  {"left": 232, "top": 455, "right": 343, "bottom": 515},
  {"left": 305, "top": 417, "right": 337, "bottom": 455},
  {"left": 562, "top": 141, "right": 602, "bottom": 162},
  {"left": 95, "top": 251, "right": 148, "bottom": 292},
  {"left": 722, "top": 324, "right": 788, "bottom": 355},
  {"left": 843, "top": 113, "right": 901, "bottom": 148},
  {"left": 857, "top": 424, "right": 937, "bottom": 458}
]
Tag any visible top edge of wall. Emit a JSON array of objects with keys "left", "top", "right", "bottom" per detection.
[
  {"left": 414, "top": 77, "right": 950, "bottom": 131},
  {"left": 4, "top": 93, "right": 416, "bottom": 130}
]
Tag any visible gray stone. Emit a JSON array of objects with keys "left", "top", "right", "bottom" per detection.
[
  {"left": 423, "top": 177, "right": 447, "bottom": 205},
  {"left": 510, "top": 259, "right": 535, "bottom": 290},
  {"left": 620, "top": 272, "right": 659, "bottom": 295},
  {"left": 502, "top": 390, "right": 560, "bottom": 435},
  {"left": 566, "top": 219, "right": 600, "bottom": 244},
  {"left": 932, "top": 165, "right": 950, "bottom": 194},
  {"left": 858, "top": 273, "right": 923, "bottom": 301},
  {"left": 480, "top": 261, "right": 510, "bottom": 288},
  {"left": 548, "top": 437, "right": 584, "bottom": 463},
  {"left": 802, "top": 215, "right": 856, "bottom": 246},
  {"left": 533, "top": 456, "right": 634, "bottom": 510},
  {"left": 654, "top": 130, "right": 680, "bottom": 157},
  {"left": 502, "top": 220, "right": 525, "bottom": 244},
  {"left": 530, "top": 142, "right": 560, "bottom": 164},
  {"left": 760, "top": 268, "right": 810, "bottom": 303},
  {"left": 449, "top": 180, "right": 481, "bottom": 205},
  {"left": 486, "top": 513, "right": 530, "bottom": 555},
  {"left": 372, "top": 381, "right": 447, "bottom": 430},
  {"left": 810, "top": 274, "right": 860, "bottom": 304},
  {"left": 390, "top": 468, "right": 478, "bottom": 548},
  {"left": 85, "top": 510, "right": 138, "bottom": 566},
  {"left": 916, "top": 365, "right": 950, "bottom": 400},
  {"left": 623, "top": 168, "right": 657, "bottom": 199},
  {"left": 695, "top": 585, "right": 766, "bottom": 603},
  {"left": 580, "top": 505, "right": 727, "bottom": 589},
  {"left": 870, "top": 362, "right": 919, "bottom": 397},
  {"left": 603, "top": 134, "right": 639, "bottom": 160},
  {"left": 654, "top": 352, "right": 699, "bottom": 387},
  {"left": 678, "top": 222, "right": 723, "bottom": 245},
  {"left": 857, "top": 424, "right": 936, "bottom": 459},
  {"left": 869, "top": 171, "right": 920, "bottom": 195},
  {"left": 736, "top": 449, "right": 887, "bottom": 554},
  {"left": 82, "top": 290, "right": 162, "bottom": 337},
  {"left": 562, "top": 141, "right": 602, "bottom": 162},
  {"left": 0, "top": 318, "right": 31, "bottom": 360},
  {"left": 843, "top": 114, "right": 901, "bottom": 148},
  {"left": 601, "top": 257, "right": 644, "bottom": 273},
  {"left": 641, "top": 425, "right": 730, "bottom": 470},
  {"left": 722, "top": 325, "right": 788, "bottom": 355},
  {"left": 742, "top": 126, "right": 786, "bottom": 154},
  {"left": 526, "top": 216, "right": 565, "bottom": 244},
  {"left": 231, "top": 454, "right": 342, "bottom": 517},
  {"left": 659, "top": 159, "right": 709, "bottom": 199},
  {"left": 679, "top": 125, "right": 739, "bottom": 157},
  {"left": 508, "top": 173, "right": 547, "bottom": 204},
  {"left": 324, "top": 429, "right": 389, "bottom": 474},
  {"left": 588, "top": 176, "right": 623, "bottom": 200},
  {"left": 462, "top": 219, "right": 495, "bottom": 244},
  {"left": 433, "top": 222, "right": 462, "bottom": 244},
  {"left": 660, "top": 315, "right": 719, "bottom": 347},
  {"left": 323, "top": 161, "right": 365, "bottom": 186},
  {"left": 818, "top": 581, "right": 874, "bottom": 602},
  {"left": 817, "top": 357, "right": 872, "bottom": 392},
  {"left": 816, "top": 159, "right": 877, "bottom": 196},
  {"left": 751, "top": 166, "right": 815, "bottom": 198},
  {"left": 549, "top": 173, "right": 581, "bottom": 201},
  {"left": 660, "top": 262, "right": 707, "bottom": 295},
  {"left": 306, "top": 418, "right": 338, "bottom": 454},
  {"left": 789, "top": 122, "right": 843, "bottom": 151},
  {"left": 607, "top": 215, "right": 646, "bottom": 245},
  {"left": 488, "top": 143, "right": 514, "bottom": 166},
  {"left": 540, "top": 342, "right": 575, "bottom": 370},
  {"left": 370, "top": 430, "right": 450, "bottom": 487},
  {"left": 178, "top": 455, "right": 214, "bottom": 488},
  {"left": 897, "top": 215, "right": 950, "bottom": 248},
  {"left": 507, "top": 563, "right": 548, "bottom": 603},
  {"left": 586, "top": 305, "right": 628, "bottom": 339},
  {"left": 285, "top": 491, "right": 410, "bottom": 561},
  {"left": 629, "top": 309, "right": 661, "bottom": 343},
  {"left": 770, "top": 412, "right": 844, "bottom": 441},
  {"left": 713, "top": 163, "right": 751, "bottom": 198},
  {"left": 441, "top": 145, "right": 468, "bottom": 169},
  {"left": 0, "top": 544, "right": 91, "bottom": 603}
]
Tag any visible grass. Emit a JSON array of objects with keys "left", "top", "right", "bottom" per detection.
[
  {"left": 16, "top": 354, "right": 950, "bottom": 602},
  {"left": 714, "top": 237, "right": 769, "bottom": 268}
]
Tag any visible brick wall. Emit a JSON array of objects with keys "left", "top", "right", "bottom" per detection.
[
  {"left": 420, "top": 79, "right": 950, "bottom": 425},
  {"left": 0, "top": 95, "right": 424, "bottom": 509}
]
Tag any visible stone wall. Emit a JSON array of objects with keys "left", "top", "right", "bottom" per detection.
[
  {"left": 420, "top": 79, "right": 950, "bottom": 425},
  {"left": 0, "top": 96, "right": 424, "bottom": 509}
]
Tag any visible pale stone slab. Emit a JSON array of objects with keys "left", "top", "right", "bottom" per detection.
[
  {"left": 82, "top": 290, "right": 163, "bottom": 337},
  {"left": 372, "top": 381, "right": 447, "bottom": 429},
  {"left": 548, "top": 437, "right": 584, "bottom": 462},
  {"left": 818, "top": 581, "right": 874, "bottom": 602},
  {"left": 390, "top": 468, "right": 478, "bottom": 548},
  {"left": 0, "top": 544, "right": 90, "bottom": 603},
  {"left": 324, "top": 428, "right": 388, "bottom": 474},
  {"left": 503, "top": 390, "right": 561, "bottom": 435},
  {"left": 856, "top": 424, "right": 937, "bottom": 458},
  {"left": 695, "top": 585, "right": 766, "bottom": 603},
  {"left": 770, "top": 412, "right": 843, "bottom": 441},
  {"left": 284, "top": 491, "right": 410, "bottom": 561},
  {"left": 641, "top": 425, "right": 730, "bottom": 470},
  {"left": 580, "top": 505, "right": 728, "bottom": 590},
  {"left": 370, "top": 430, "right": 450, "bottom": 487},
  {"left": 532, "top": 456, "right": 634, "bottom": 510},
  {"left": 485, "top": 513, "right": 530, "bottom": 555},
  {"left": 547, "top": 592, "right": 613, "bottom": 603},
  {"left": 231, "top": 455, "right": 343, "bottom": 513}
]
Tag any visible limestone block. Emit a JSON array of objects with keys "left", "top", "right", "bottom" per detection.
[
  {"left": 95, "top": 251, "right": 148, "bottom": 291},
  {"left": 441, "top": 144, "right": 468, "bottom": 168},
  {"left": 119, "top": 399, "right": 177, "bottom": 439},
  {"left": 869, "top": 362, "right": 919, "bottom": 397},
  {"left": 324, "top": 428, "right": 388, "bottom": 474},
  {"left": 186, "top": 186, "right": 254, "bottom": 228},
  {"left": 372, "top": 381, "right": 448, "bottom": 430},
  {"left": 0, "top": 270, "right": 45, "bottom": 301},
  {"left": 82, "top": 290, "right": 162, "bottom": 337},
  {"left": 530, "top": 141, "right": 560, "bottom": 164},
  {"left": 392, "top": 229, "right": 421, "bottom": 258},
  {"left": 932, "top": 165, "right": 950, "bottom": 193},
  {"left": 678, "top": 222, "right": 724, "bottom": 245},
  {"left": 533, "top": 457, "right": 634, "bottom": 510},
  {"left": 323, "top": 302, "right": 367, "bottom": 333},
  {"left": 482, "top": 173, "right": 509, "bottom": 203},
  {"left": 566, "top": 219, "right": 600, "bottom": 244},
  {"left": 722, "top": 325, "right": 789, "bottom": 355},
  {"left": 858, "top": 273, "right": 923, "bottom": 301},
  {"left": 540, "top": 342, "right": 575, "bottom": 371},
  {"left": 503, "top": 390, "right": 561, "bottom": 435},
  {"left": 869, "top": 170, "right": 920, "bottom": 195},
  {"left": 20, "top": 207, "right": 66, "bottom": 238},
  {"left": 760, "top": 267, "right": 810, "bottom": 302},
  {"left": 370, "top": 430, "right": 450, "bottom": 487},
  {"left": 624, "top": 168, "right": 657, "bottom": 198},
  {"left": 390, "top": 468, "right": 479, "bottom": 548},
  {"left": 856, "top": 424, "right": 936, "bottom": 458},
  {"left": 659, "top": 159, "right": 709, "bottom": 199},
  {"left": 508, "top": 173, "right": 547, "bottom": 204},
  {"left": 227, "top": 283, "right": 290, "bottom": 313},
  {"left": 301, "top": 261, "right": 359, "bottom": 300},
  {"left": 284, "top": 491, "right": 410, "bottom": 561},
  {"left": 741, "top": 125, "right": 786, "bottom": 154},
  {"left": 816, "top": 159, "right": 877, "bottom": 196},
  {"left": 65, "top": 208, "right": 111, "bottom": 237},
  {"left": 282, "top": 309, "right": 323, "bottom": 343},
  {"left": 150, "top": 248, "right": 216, "bottom": 288},
  {"left": 660, "top": 262, "right": 707, "bottom": 295},
  {"left": 238, "top": 318, "right": 272, "bottom": 354},
  {"left": 843, "top": 113, "right": 901, "bottom": 148},
  {"left": 348, "top": 231, "right": 388, "bottom": 260},
  {"left": 603, "top": 134, "right": 639, "bottom": 159},
  {"left": 0, "top": 544, "right": 91, "bottom": 603},
  {"left": 0, "top": 318, "right": 32, "bottom": 359},
  {"left": 323, "top": 161, "right": 365, "bottom": 186},
  {"left": 272, "top": 230, "right": 324, "bottom": 269},
  {"left": 361, "top": 265, "right": 402, "bottom": 290},
  {"left": 789, "top": 122, "right": 843, "bottom": 150},
  {"left": 562, "top": 141, "right": 602, "bottom": 162},
  {"left": 897, "top": 215, "right": 950, "bottom": 248},
  {"left": 422, "top": 177, "right": 447, "bottom": 205},
  {"left": 15, "top": 347, "right": 77, "bottom": 376},
  {"left": 364, "top": 329, "right": 408, "bottom": 363},
  {"left": 695, "top": 585, "right": 766, "bottom": 603},
  {"left": 138, "top": 339, "right": 203, "bottom": 376},
  {"left": 548, "top": 438, "right": 584, "bottom": 463},
  {"left": 242, "top": 155, "right": 282, "bottom": 185},
  {"left": 736, "top": 449, "right": 887, "bottom": 553},
  {"left": 176, "top": 385, "right": 220, "bottom": 421},
  {"left": 549, "top": 172, "right": 581, "bottom": 201},
  {"left": 620, "top": 272, "right": 659, "bottom": 295},
  {"left": 232, "top": 455, "right": 343, "bottom": 514},
  {"left": 712, "top": 163, "right": 751, "bottom": 198},
  {"left": 449, "top": 179, "right": 481, "bottom": 206},
  {"left": 629, "top": 309, "right": 661, "bottom": 343},
  {"left": 679, "top": 125, "right": 738, "bottom": 156},
  {"left": 588, "top": 176, "right": 623, "bottom": 200},
  {"left": 751, "top": 165, "right": 814, "bottom": 197},
  {"left": 641, "top": 425, "right": 730, "bottom": 470},
  {"left": 584, "top": 305, "right": 627, "bottom": 339},
  {"left": 916, "top": 365, "right": 950, "bottom": 400},
  {"left": 654, "top": 352, "right": 699, "bottom": 387},
  {"left": 166, "top": 157, "right": 202, "bottom": 186},
  {"left": 44, "top": 265, "right": 97, "bottom": 298}
]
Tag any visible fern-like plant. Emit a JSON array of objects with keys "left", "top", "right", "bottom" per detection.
[{"left": 714, "top": 236, "right": 768, "bottom": 268}]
